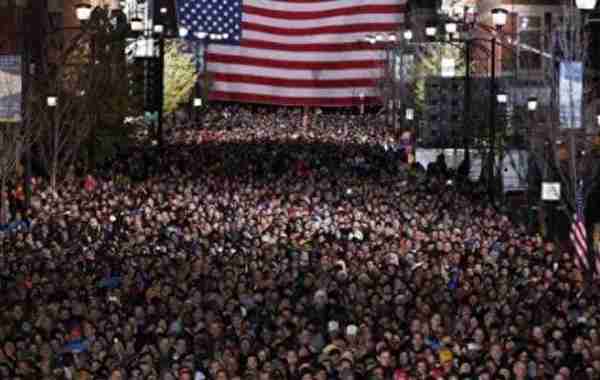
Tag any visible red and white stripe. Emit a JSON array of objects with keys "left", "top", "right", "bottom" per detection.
[
  {"left": 570, "top": 214, "right": 589, "bottom": 270},
  {"left": 207, "top": 0, "right": 406, "bottom": 107}
]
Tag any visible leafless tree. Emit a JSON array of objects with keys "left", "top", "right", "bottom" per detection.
[{"left": 26, "top": 6, "right": 135, "bottom": 189}]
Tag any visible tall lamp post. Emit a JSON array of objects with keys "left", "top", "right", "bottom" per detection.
[
  {"left": 74, "top": 3, "right": 100, "bottom": 171},
  {"left": 46, "top": 96, "right": 57, "bottom": 188},
  {"left": 527, "top": 97, "right": 538, "bottom": 231},
  {"left": 527, "top": 97, "right": 538, "bottom": 144},
  {"left": 405, "top": 107, "right": 415, "bottom": 140},
  {"left": 485, "top": 8, "right": 509, "bottom": 205},
  {"left": 193, "top": 97, "right": 203, "bottom": 126},
  {"left": 154, "top": 22, "right": 166, "bottom": 150}
]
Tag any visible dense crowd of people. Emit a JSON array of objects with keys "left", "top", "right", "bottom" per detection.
[{"left": 1, "top": 105, "right": 599, "bottom": 380}]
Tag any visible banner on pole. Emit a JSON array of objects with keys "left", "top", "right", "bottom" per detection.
[
  {"left": 559, "top": 61, "right": 583, "bottom": 129},
  {"left": 0, "top": 55, "right": 22, "bottom": 123}
]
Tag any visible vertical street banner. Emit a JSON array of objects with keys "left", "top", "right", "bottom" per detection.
[
  {"left": 559, "top": 60, "right": 583, "bottom": 129},
  {"left": 0, "top": 55, "right": 22, "bottom": 123}
]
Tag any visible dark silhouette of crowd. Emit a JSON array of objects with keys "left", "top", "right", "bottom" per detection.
[{"left": 1, "top": 105, "right": 599, "bottom": 380}]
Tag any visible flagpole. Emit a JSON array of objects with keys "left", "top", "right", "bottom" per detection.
[
  {"left": 570, "top": 130, "right": 592, "bottom": 281},
  {"left": 569, "top": 131, "right": 577, "bottom": 200}
]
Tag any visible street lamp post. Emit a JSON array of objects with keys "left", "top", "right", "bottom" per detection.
[
  {"left": 46, "top": 96, "right": 57, "bottom": 187},
  {"left": 527, "top": 97, "right": 538, "bottom": 231},
  {"left": 405, "top": 107, "right": 415, "bottom": 147},
  {"left": 154, "top": 23, "right": 166, "bottom": 150},
  {"left": 193, "top": 97, "right": 203, "bottom": 126},
  {"left": 359, "top": 92, "right": 365, "bottom": 116},
  {"left": 75, "top": 3, "right": 100, "bottom": 171},
  {"left": 487, "top": 8, "right": 508, "bottom": 205}
]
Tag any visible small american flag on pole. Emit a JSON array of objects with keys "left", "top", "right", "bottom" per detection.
[
  {"left": 176, "top": 0, "right": 406, "bottom": 107},
  {"left": 570, "top": 182, "right": 589, "bottom": 270}
]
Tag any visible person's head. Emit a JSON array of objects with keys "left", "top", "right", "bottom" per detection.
[
  {"left": 557, "top": 366, "right": 570, "bottom": 379},
  {"left": 110, "top": 368, "right": 124, "bottom": 380},
  {"left": 377, "top": 348, "right": 391, "bottom": 368},
  {"left": 209, "top": 360, "right": 223, "bottom": 376},
  {"left": 175, "top": 337, "right": 188, "bottom": 355},
  {"left": 301, "top": 369, "right": 314, "bottom": 380},
  {"left": 371, "top": 366, "right": 384, "bottom": 380},
  {"left": 513, "top": 361, "right": 527, "bottom": 379},
  {"left": 412, "top": 333, "right": 424, "bottom": 350},
  {"left": 416, "top": 359, "right": 428, "bottom": 375}
]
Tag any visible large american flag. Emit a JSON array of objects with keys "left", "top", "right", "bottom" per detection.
[
  {"left": 570, "top": 182, "right": 589, "bottom": 271},
  {"left": 176, "top": 0, "right": 406, "bottom": 107}
]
